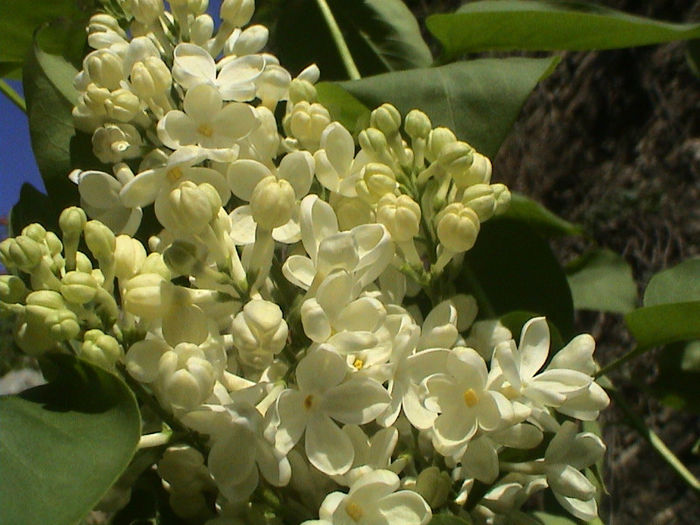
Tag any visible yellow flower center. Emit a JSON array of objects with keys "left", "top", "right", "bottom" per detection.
[
  {"left": 167, "top": 167, "right": 184, "bottom": 182},
  {"left": 303, "top": 394, "right": 315, "bottom": 410},
  {"left": 345, "top": 501, "right": 363, "bottom": 522},
  {"left": 353, "top": 358, "right": 365, "bottom": 370},
  {"left": 197, "top": 123, "right": 214, "bottom": 137},
  {"left": 463, "top": 388, "right": 479, "bottom": 407},
  {"left": 502, "top": 385, "right": 519, "bottom": 399}
]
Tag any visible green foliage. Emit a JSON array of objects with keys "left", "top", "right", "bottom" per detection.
[
  {"left": 255, "top": 0, "right": 432, "bottom": 80},
  {"left": 337, "top": 57, "right": 559, "bottom": 158},
  {"left": 566, "top": 249, "right": 638, "bottom": 314},
  {"left": 427, "top": 0, "right": 700, "bottom": 60},
  {"left": 430, "top": 514, "right": 473, "bottom": 525},
  {"left": 652, "top": 340, "right": 700, "bottom": 413},
  {"left": 463, "top": 219, "right": 574, "bottom": 338},
  {"left": 503, "top": 193, "right": 583, "bottom": 238},
  {"left": 643, "top": 258, "right": 700, "bottom": 306},
  {"left": 316, "top": 82, "right": 371, "bottom": 135},
  {"left": 0, "top": 354, "right": 141, "bottom": 525},
  {"left": 0, "top": 0, "right": 92, "bottom": 78}
]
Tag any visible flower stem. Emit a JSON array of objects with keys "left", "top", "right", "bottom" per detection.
[
  {"left": 0, "top": 79, "right": 26, "bottom": 113},
  {"left": 314, "top": 0, "right": 361, "bottom": 80}
]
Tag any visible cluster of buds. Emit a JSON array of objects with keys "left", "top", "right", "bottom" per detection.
[{"left": 0, "top": 1, "right": 610, "bottom": 524}]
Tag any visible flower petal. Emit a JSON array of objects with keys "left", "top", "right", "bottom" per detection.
[
  {"left": 306, "top": 413, "right": 354, "bottom": 475},
  {"left": 519, "top": 317, "right": 550, "bottom": 379}
]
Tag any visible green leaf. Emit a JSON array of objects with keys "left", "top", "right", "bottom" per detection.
[
  {"left": 0, "top": 354, "right": 141, "bottom": 525},
  {"left": 625, "top": 301, "right": 700, "bottom": 350},
  {"left": 8, "top": 183, "right": 56, "bottom": 237},
  {"left": 566, "top": 248, "right": 638, "bottom": 313},
  {"left": 503, "top": 193, "right": 583, "bottom": 237},
  {"left": 338, "top": 57, "right": 559, "bottom": 158},
  {"left": 23, "top": 23, "right": 103, "bottom": 216},
  {"left": 426, "top": 0, "right": 700, "bottom": 60},
  {"left": 643, "top": 257, "right": 700, "bottom": 307},
  {"left": 0, "top": 0, "right": 90, "bottom": 75},
  {"left": 316, "top": 81, "right": 371, "bottom": 135},
  {"left": 462, "top": 218, "right": 574, "bottom": 338},
  {"left": 651, "top": 340, "right": 700, "bottom": 413},
  {"left": 258, "top": 0, "right": 432, "bottom": 80}
]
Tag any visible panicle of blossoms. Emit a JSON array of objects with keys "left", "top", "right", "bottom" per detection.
[{"left": 0, "top": 0, "right": 613, "bottom": 523}]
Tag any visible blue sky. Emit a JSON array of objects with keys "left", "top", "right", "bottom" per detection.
[{"left": 0, "top": 80, "right": 44, "bottom": 221}]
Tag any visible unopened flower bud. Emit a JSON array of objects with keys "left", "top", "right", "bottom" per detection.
[
  {"left": 141, "top": 252, "right": 171, "bottom": 279},
  {"left": 22, "top": 223, "right": 47, "bottom": 243},
  {"left": 105, "top": 88, "right": 141, "bottom": 122},
  {"left": 122, "top": 272, "right": 167, "bottom": 319},
  {"left": 426, "top": 127, "right": 456, "bottom": 162},
  {"left": 355, "top": 163, "right": 397, "bottom": 204},
  {"left": 59, "top": 207, "right": 87, "bottom": 238},
  {"left": 130, "top": 57, "right": 172, "bottom": 98},
  {"left": 285, "top": 101, "right": 330, "bottom": 150},
  {"left": 404, "top": 110, "right": 431, "bottom": 140},
  {"left": 85, "top": 220, "right": 116, "bottom": 261},
  {"left": 14, "top": 315, "right": 56, "bottom": 356},
  {"left": 220, "top": 0, "right": 255, "bottom": 26},
  {"left": 492, "top": 183, "right": 511, "bottom": 214},
  {"left": 61, "top": 271, "right": 99, "bottom": 304},
  {"left": 126, "top": 0, "right": 165, "bottom": 24},
  {"left": 191, "top": 14, "right": 215, "bottom": 46},
  {"left": 414, "top": 467, "right": 451, "bottom": 509},
  {"left": 81, "top": 329, "right": 123, "bottom": 369},
  {"left": 456, "top": 150, "right": 492, "bottom": 187},
  {"left": 26, "top": 290, "right": 80, "bottom": 341},
  {"left": 461, "top": 183, "right": 496, "bottom": 221},
  {"left": 0, "top": 275, "right": 28, "bottom": 304},
  {"left": 158, "top": 343, "right": 216, "bottom": 411},
  {"left": 376, "top": 193, "right": 420, "bottom": 242},
  {"left": 288, "top": 79, "right": 317, "bottom": 104},
  {"left": 88, "top": 13, "right": 126, "bottom": 38},
  {"left": 358, "top": 127, "right": 389, "bottom": 158},
  {"left": 114, "top": 235, "right": 147, "bottom": 280},
  {"left": 156, "top": 181, "right": 220, "bottom": 236},
  {"left": 439, "top": 141, "right": 474, "bottom": 186},
  {"left": 0, "top": 236, "right": 44, "bottom": 271},
  {"left": 436, "top": 203, "right": 480, "bottom": 253},
  {"left": 84, "top": 49, "right": 124, "bottom": 90},
  {"left": 370, "top": 104, "right": 401, "bottom": 137},
  {"left": 250, "top": 176, "right": 296, "bottom": 230},
  {"left": 256, "top": 64, "right": 291, "bottom": 108},
  {"left": 229, "top": 24, "right": 269, "bottom": 56},
  {"left": 231, "top": 299, "right": 288, "bottom": 368}
]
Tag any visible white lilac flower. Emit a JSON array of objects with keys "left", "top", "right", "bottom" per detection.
[
  {"left": 314, "top": 122, "right": 369, "bottom": 197},
  {"left": 270, "top": 347, "right": 390, "bottom": 475},
  {"left": 302, "top": 469, "right": 431, "bottom": 525},
  {"left": 422, "top": 347, "right": 515, "bottom": 457},
  {"left": 157, "top": 83, "right": 259, "bottom": 150}
]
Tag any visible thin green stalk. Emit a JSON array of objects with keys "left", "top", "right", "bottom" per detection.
[
  {"left": 0, "top": 79, "right": 26, "bottom": 113},
  {"left": 595, "top": 344, "right": 647, "bottom": 378},
  {"left": 314, "top": 0, "right": 361, "bottom": 80},
  {"left": 609, "top": 387, "right": 700, "bottom": 493}
]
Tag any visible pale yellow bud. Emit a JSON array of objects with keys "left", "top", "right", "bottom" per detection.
[
  {"left": 404, "top": 109, "right": 431, "bottom": 139},
  {"left": 355, "top": 163, "right": 397, "bottom": 205},
  {"left": 84, "top": 49, "right": 124, "bottom": 90},
  {"left": 130, "top": 57, "right": 172, "bottom": 98},
  {"left": 456, "top": 150, "right": 492, "bottom": 187},
  {"left": 114, "top": 235, "right": 147, "bottom": 280},
  {"left": 370, "top": 103, "right": 401, "bottom": 137},
  {"left": 105, "top": 88, "right": 141, "bottom": 122},
  {"left": 81, "top": 329, "right": 123, "bottom": 370},
  {"left": 231, "top": 299, "right": 288, "bottom": 369},
  {"left": 376, "top": 193, "right": 421, "bottom": 242},
  {"left": 250, "top": 176, "right": 296, "bottom": 230},
  {"left": 492, "top": 183, "right": 511, "bottom": 214},
  {"left": 59, "top": 207, "right": 87, "bottom": 238},
  {"left": 436, "top": 202, "right": 480, "bottom": 253},
  {"left": 191, "top": 14, "right": 215, "bottom": 46},
  {"left": 288, "top": 79, "right": 317, "bottom": 104},
  {"left": 426, "top": 127, "right": 456, "bottom": 162},
  {"left": 439, "top": 141, "right": 474, "bottom": 186},
  {"left": 92, "top": 123, "right": 143, "bottom": 164},
  {"left": 0, "top": 236, "right": 43, "bottom": 272},
  {"left": 85, "top": 220, "right": 116, "bottom": 260},
  {"left": 126, "top": 0, "right": 164, "bottom": 24},
  {"left": 414, "top": 467, "right": 451, "bottom": 509},
  {"left": 461, "top": 183, "right": 497, "bottom": 221},
  {"left": 155, "top": 181, "right": 219, "bottom": 236},
  {"left": 285, "top": 101, "right": 330, "bottom": 150},
  {"left": 220, "top": 0, "right": 255, "bottom": 26},
  {"left": 61, "top": 271, "right": 99, "bottom": 304},
  {"left": 358, "top": 127, "right": 389, "bottom": 158},
  {"left": 122, "top": 272, "right": 167, "bottom": 319}
]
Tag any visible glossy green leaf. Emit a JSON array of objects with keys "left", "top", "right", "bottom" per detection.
[
  {"left": 316, "top": 81, "right": 371, "bottom": 135},
  {"left": 338, "top": 57, "right": 559, "bottom": 158},
  {"left": 643, "top": 257, "right": 700, "bottom": 307},
  {"left": 651, "top": 340, "right": 700, "bottom": 413},
  {"left": 0, "top": 354, "right": 141, "bottom": 525},
  {"left": 0, "top": 0, "right": 91, "bottom": 76},
  {"left": 503, "top": 193, "right": 583, "bottom": 237},
  {"left": 258, "top": 0, "right": 432, "bottom": 80},
  {"left": 566, "top": 248, "right": 638, "bottom": 313},
  {"left": 462, "top": 218, "right": 574, "bottom": 338},
  {"left": 625, "top": 301, "right": 700, "bottom": 350},
  {"left": 427, "top": 0, "right": 700, "bottom": 60},
  {"left": 23, "top": 25, "right": 103, "bottom": 217}
]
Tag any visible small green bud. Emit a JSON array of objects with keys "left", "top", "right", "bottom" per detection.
[
  {"left": 44, "top": 232, "right": 63, "bottom": 257},
  {"left": 1, "top": 236, "right": 44, "bottom": 271},
  {"left": 492, "top": 183, "right": 511, "bottom": 214},
  {"left": 358, "top": 127, "right": 388, "bottom": 158},
  {"left": 439, "top": 141, "right": 474, "bottom": 185},
  {"left": 404, "top": 110, "right": 431, "bottom": 139},
  {"left": 0, "top": 275, "right": 28, "bottom": 304},
  {"left": 61, "top": 270, "right": 99, "bottom": 304},
  {"left": 370, "top": 103, "right": 401, "bottom": 137},
  {"left": 461, "top": 183, "right": 496, "bottom": 221},
  {"left": 81, "top": 329, "right": 123, "bottom": 370},
  {"left": 22, "top": 223, "right": 47, "bottom": 242},
  {"left": 426, "top": 127, "right": 456, "bottom": 162},
  {"left": 85, "top": 220, "right": 116, "bottom": 261}
]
